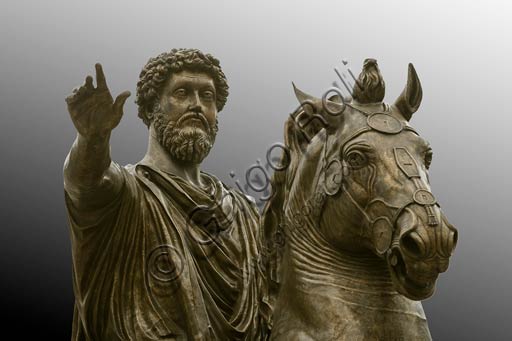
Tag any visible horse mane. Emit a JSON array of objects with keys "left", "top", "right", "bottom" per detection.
[{"left": 260, "top": 106, "right": 325, "bottom": 304}]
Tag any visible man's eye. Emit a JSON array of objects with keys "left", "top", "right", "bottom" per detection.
[
  {"left": 202, "top": 91, "right": 215, "bottom": 100},
  {"left": 424, "top": 150, "right": 433, "bottom": 169},
  {"left": 173, "top": 89, "right": 187, "bottom": 97}
]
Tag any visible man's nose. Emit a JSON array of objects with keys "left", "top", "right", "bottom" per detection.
[{"left": 189, "top": 91, "right": 204, "bottom": 112}]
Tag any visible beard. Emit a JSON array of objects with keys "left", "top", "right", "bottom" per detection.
[
  {"left": 352, "top": 59, "right": 386, "bottom": 104},
  {"left": 152, "top": 111, "right": 218, "bottom": 164}
]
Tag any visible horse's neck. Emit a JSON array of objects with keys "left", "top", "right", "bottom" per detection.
[
  {"left": 272, "top": 224, "right": 429, "bottom": 340},
  {"left": 285, "top": 223, "right": 395, "bottom": 295},
  {"left": 279, "top": 220, "right": 427, "bottom": 317}
]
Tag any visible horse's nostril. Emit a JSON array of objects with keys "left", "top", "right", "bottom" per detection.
[{"left": 401, "top": 234, "right": 424, "bottom": 258}]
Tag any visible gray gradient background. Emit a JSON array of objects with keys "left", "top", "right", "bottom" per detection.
[{"left": 1, "top": 0, "right": 511, "bottom": 339}]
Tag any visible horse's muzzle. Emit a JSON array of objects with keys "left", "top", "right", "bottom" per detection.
[{"left": 387, "top": 204, "right": 458, "bottom": 300}]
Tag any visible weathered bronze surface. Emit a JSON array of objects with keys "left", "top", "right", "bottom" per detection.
[
  {"left": 63, "top": 49, "right": 270, "bottom": 340},
  {"left": 261, "top": 59, "right": 458, "bottom": 340},
  {"left": 64, "top": 51, "right": 457, "bottom": 340}
]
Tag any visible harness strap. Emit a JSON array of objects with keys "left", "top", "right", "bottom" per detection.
[{"left": 316, "top": 105, "right": 439, "bottom": 256}]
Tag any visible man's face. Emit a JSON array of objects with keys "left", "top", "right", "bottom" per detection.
[
  {"left": 160, "top": 70, "right": 218, "bottom": 128},
  {"left": 152, "top": 70, "right": 219, "bottom": 163}
]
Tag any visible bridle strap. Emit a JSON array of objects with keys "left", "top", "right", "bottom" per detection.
[{"left": 320, "top": 105, "right": 439, "bottom": 248}]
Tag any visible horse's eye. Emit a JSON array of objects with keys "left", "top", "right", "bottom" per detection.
[
  {"left": 424, "top": 150, "right": 433, "bottom": 169},
  {"left": 345, "top": 150, "right": 368, "bottom": 169}
]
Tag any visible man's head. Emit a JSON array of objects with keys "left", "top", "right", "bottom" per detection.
[{"left": 136, "top": 48, "right": 229, "bottom": 163}]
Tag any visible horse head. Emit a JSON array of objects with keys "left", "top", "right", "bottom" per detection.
[{"left": 266, "top": 60, "right": 457, "bottom": 302}]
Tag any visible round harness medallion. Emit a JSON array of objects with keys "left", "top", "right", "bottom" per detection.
[
  {"left": 367, "top": 113, "right": 403, "bottom": 134},
  {"left": 413, "top": 189, "right": 437, "bottom": 206}
]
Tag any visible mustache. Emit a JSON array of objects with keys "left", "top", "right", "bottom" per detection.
[{"left": 176, "top": 112, "right": 211, "bottom": 132}]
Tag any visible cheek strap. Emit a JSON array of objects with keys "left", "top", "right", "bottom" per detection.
[{"left": 394, "top": 147, "right": 439, "bottom": 226}]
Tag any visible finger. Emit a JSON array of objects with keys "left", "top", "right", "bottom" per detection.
[
  {"left": 95, "top": 63, "right": 108, "bottom": 89},
  {"left": 66, "top": 83, "right": 90, "bottom": 104},
  {"left": 65, "top": 93, "right": 77, "bottom": 105},
  {"left": 65, "top": 87, "right": 83, "bottom": 104},
  {"left": 113, "top": 91, "right": 131, "bottom": 114},
  {"left": 85, "top": 75, "right": 94, "bottom": 90}
]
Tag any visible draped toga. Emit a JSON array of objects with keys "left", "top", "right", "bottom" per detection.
[{"left": 64, "top": 162, "right": 270, "bottom": 340}]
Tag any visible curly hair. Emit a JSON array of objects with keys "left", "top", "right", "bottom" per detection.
[{"left": 136, "top": 48, "right": 229, "bottom": 126}]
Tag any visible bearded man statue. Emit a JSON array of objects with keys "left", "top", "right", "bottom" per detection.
[{"left": 63, "top": 48, "right": 270, "bottom": 340}]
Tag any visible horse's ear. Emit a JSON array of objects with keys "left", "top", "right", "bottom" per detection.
[
  {"left": 292, "top": 82, "right": 322, "bottom": 116},
  {"left": 394, "top": 63, "right": 423, "bottom": 121}
]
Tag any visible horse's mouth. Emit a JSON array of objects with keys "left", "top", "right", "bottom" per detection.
[{"left": 388, "top": 250, "right": 436, "bottom": 301}]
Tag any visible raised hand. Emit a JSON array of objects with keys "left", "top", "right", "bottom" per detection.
[{"left": 66, "top": 63, "right": 131, "bottom": 138}]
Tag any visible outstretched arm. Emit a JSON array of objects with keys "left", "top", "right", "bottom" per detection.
[{"left": 63, "top": 63, "right": 130, "bottom": 202}]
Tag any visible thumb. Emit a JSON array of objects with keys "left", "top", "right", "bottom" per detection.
[{"left": 113, "top": 91, "right": 131, "bottom": 115}]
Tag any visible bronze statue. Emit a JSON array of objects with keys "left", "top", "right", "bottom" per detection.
[
  {"left": 262, "top": 59, "right": 458, "bottom": 340},
  {"left": 63, "top": 49, "right": 270, "bottom": 340}
]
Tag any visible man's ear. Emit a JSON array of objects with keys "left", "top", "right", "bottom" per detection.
[
  {"left": 145, "top": 102, "right": 161, "bottom": 123},
  {"left": 152, "top": 102, "right": 161, "bottom": 114}
]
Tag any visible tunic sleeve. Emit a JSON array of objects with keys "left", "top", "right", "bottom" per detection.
[
  {"left": 64, "top": 164, "right": 141, "bottom": 340},
  {"left": 64, "top": 162, "right": 126, "bottom": 215}
]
